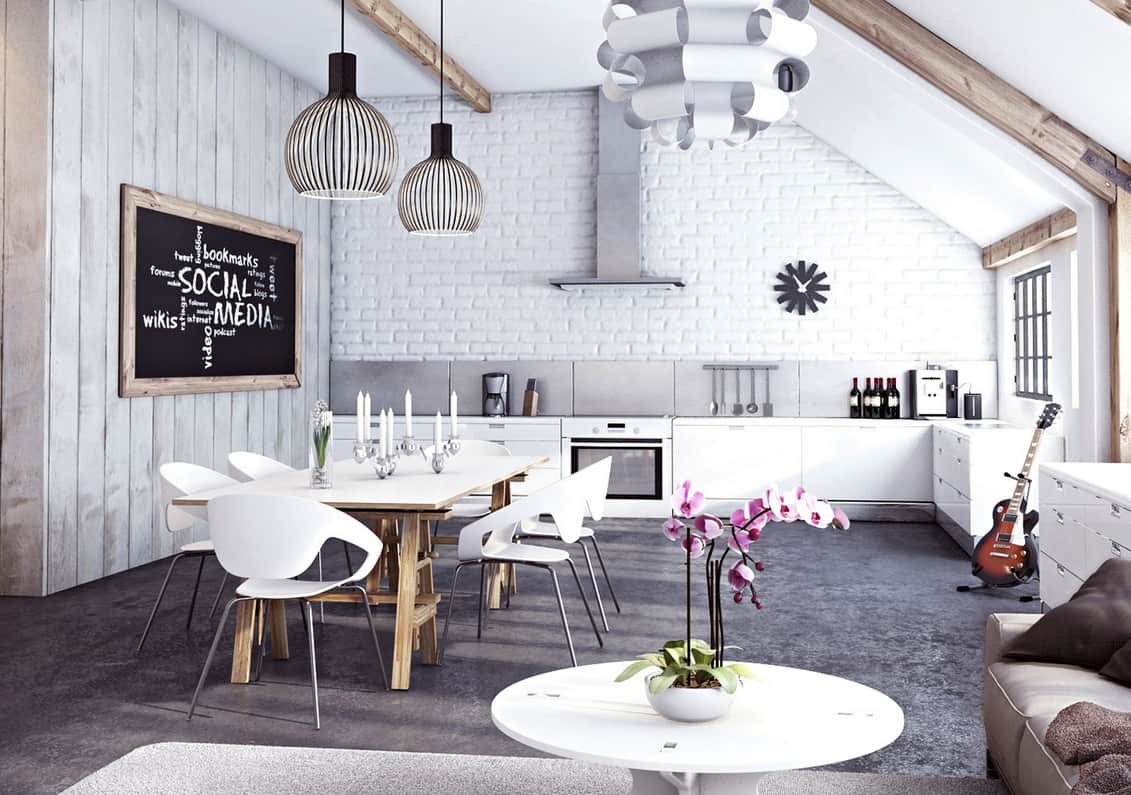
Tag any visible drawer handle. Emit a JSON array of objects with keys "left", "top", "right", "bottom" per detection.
[
  {"left": 488, "top": 423, "right": 506, "bottom": 429},
  {"left": 1113, "top": 505, "right": 1122, "bottom": 518},
  {"left": 1057, "top": 564, "right": 1067, "bottom": 575},
  {"left": 1113, "top": 543, "right": 1124, "bottom": 557},
  {"left": 1054, "top": 479, "right": 1064, "bottom": 490},
  {"left": 1056, "top": 511, "right": 1064, "bottom": 525}
]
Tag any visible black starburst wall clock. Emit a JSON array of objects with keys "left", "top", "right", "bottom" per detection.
[{"left": 773, "top": 260, "right": 830, "bottom": 316}]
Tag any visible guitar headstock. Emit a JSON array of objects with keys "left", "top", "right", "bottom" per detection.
[{"left": 1037, "top": 402, "right": 1062, "bottom": 430}]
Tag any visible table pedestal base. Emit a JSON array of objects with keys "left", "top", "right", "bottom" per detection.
[{"left": 629, "top": 769, "right": 766, "bottom": 795}]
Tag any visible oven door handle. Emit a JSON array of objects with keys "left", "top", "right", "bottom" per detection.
[{"left": 567, "top": 438, "right": 666, "bottom": 447}]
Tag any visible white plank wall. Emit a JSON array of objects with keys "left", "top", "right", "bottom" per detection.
[{"left": 45, "top": 0, "right": 331, "bottom": 593}]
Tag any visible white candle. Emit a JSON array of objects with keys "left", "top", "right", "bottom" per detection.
[
  {"left": 450, "top": 391, "right": 459, "bottom": 437},
  {"left": 387, "top": 406, "right": 394, "bottom": 450},
  {"left": 363, "top": 392, "right": 371, "bottom": 442},
  {"left": 434, "top": 411, "right": 442, "bottom": 449},
  {"left": 356, "top": 391, "right": 364, "bottom": 443},
  {"left": 404, "top": 390, "right": 413, "bottom": 436},
  {"left": 379, "top": 409, "right": 387, "bottom": 458}
]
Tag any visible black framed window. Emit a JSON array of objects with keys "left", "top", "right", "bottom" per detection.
[{"left": 1013, "top": 266, "right": 1052, "bottom": 400}]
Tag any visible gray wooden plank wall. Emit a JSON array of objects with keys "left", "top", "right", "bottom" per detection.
[{"left": 42, "top": 0, "right": 331, "bottom": 594}]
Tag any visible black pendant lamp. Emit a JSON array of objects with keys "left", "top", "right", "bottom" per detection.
[
  {"left": 285, "top": 0, "right": 398, "bottom": 199},
  {"left": 397, "top": 0, "right": 483, "bottom": 235}
]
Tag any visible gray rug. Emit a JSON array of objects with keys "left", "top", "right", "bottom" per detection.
[{"left": 63, "top": 743, "right": 1007, "bottom": 794}]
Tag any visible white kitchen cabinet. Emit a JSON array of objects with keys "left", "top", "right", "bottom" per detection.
[
  {"left": 673, "top": 424, "right": 803, "bottom": 499},
  {"left": 1040, "top": 463, "right": 1131, "bottom": 609},
  {"left": 801, "top": 425, "right": 932, "bottom": 501}
]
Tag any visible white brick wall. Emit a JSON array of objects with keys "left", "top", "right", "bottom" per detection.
[{"left": 331, "top": 90, "right": 993, "bottom": 361}]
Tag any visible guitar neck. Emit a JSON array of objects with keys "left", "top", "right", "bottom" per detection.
[{"left": 1005, "top": 428, "right": 1043, "bottom": 519}]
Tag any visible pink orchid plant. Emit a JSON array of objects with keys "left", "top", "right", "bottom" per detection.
[{"left": 619, "top": 481, "right": 848, "bottom": 694}]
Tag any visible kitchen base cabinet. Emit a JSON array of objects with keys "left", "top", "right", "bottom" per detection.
[
  {"left": 801, "top": 426, "right": 932, "bottom": 502},
  {"left": 1040, "top": 464, "right": 1131, "bottom": 609},
  {"left": 673, "top": 424, "right": 802, "bottom": 500}
]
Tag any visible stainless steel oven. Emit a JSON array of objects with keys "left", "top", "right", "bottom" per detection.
[{"left": 561, "top": 418, "right": 673, "bottom": 517}]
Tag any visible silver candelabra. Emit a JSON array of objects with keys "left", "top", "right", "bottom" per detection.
[{"left": 353, "top": 433, "right": 461, "bottom": 477}]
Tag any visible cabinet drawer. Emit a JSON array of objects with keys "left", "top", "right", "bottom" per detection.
[
  {"left": 1041, "top": 508, "right": 1088, "bottom": 578},
  {"left": 461, "top": 422, "right": 561, "bottom": 442},
  {"left": 1083, "top": 527, "right": 1128, "bottom": 581},
  {"left": 1040, "top": 551, "right": 1083, "bottom": 610},
  {"left": 498, "top": 440, "right": 560, "bottom": 468},
  {"left": 1087, "top": 499, "right": 1131, "bottom": 550},
  {"left": 934, "top": 476, "right": 972, "bottom": 532},
  {"left": 1039, "top": 473, "right": 1091, "bottom": 506}
]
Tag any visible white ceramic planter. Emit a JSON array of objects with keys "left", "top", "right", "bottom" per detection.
[{"left": 645, "top": 677, "right": 736, "bottom": 723}]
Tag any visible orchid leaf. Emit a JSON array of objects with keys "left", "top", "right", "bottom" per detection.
[
  {"left": 615, "top": 660, "right": 658, "bottom": 682},
  {"left": 638, "top": 653, "right": 666, "bottom": 669},
  {"left": 709, "top": 666, "right": 740, "bottom": 694},
  {"left": 726, "top": 662, "right": 760, "bottom": 680},
  {"left": 648, "top": 669, "right": 681, "bottom": 694},
  {"left": 690, "top": 646, "right": 715, "bottom": 665}
]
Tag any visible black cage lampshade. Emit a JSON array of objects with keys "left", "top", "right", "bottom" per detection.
[
  {"left": 397, "top": 122, "right": 484, "bottom": 236},
  {"left": 285, "top": 52, "right": 398, "bottom": 200}
]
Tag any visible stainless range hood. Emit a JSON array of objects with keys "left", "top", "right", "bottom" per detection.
[{"left": 550, "top": 94, "right": 685, "bottom": 292}]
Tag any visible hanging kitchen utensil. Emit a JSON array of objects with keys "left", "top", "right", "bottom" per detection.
[
  {"left": 731, "top": 370, "right": 744, "bottom": 416},
  {"left": 761, "top": 368, "right": 774, "bottom": 417},
  {"left": 746, "top": 369, "right": 758, "bottom": 414},
  {"left": 708, "top": 368, "right": 719, "bottom": 416}
]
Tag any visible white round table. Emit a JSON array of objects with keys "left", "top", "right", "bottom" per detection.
[{"left": 491, "top": 661, "right": 904, "bottom": 795}]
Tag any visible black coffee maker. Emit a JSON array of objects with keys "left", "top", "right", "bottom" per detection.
[{"left": 482, "top": 373, "right": 509, "bottom": 417}]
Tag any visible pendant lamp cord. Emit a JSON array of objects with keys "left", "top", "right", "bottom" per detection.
[
  {"left": 439, "top": 0, "right": 444, "bottom": 124},
  {"left": 340, "top": 0, "right": 345, "bottom": 54}
]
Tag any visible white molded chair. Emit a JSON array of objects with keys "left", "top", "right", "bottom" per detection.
[
  {"left": 188, "top": 494, "right": 388, "bottom": 729},
  {"left": 136, "top": 463, "right": 238, "bottom": 653},
  {"left": 441, "top": 469, "right": 604, "bottom": 667},
  {"left": 227, "top": 450, "right": 355, "bottom": 577},
  {"left": 517, "top": 457, "right": 619, "bottom": 630}
]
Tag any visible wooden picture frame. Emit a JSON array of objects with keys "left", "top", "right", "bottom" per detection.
[{"left": 119, "top": 184, "right": 303, "bottom": 398}]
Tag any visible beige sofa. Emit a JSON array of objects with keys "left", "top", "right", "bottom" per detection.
[{"left": 985, "top": 613, "right": 1131, "bottom": 794}]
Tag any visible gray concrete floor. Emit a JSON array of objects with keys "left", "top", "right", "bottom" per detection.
[{"left": 0, "top": 520, "right": 1038, "bottom": 794}]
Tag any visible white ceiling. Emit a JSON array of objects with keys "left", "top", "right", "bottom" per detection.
[
  {"left": 169, "top": 0, "right": 609, "bottom": 97},
  {"left": 169, "top": 0, "right": 1122, "bottom": 245}
]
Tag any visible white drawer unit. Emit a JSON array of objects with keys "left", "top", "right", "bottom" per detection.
[
  {"left": 801, "top": 425, "right": 932, "bottom": 502},
  {"left": 1038, "top": 464, "right": 1131, "bottom": 609},
  {"left": 673, "top": 424, "right": 803, "bottom": 500},
  {"left": 931, "top": 423, "right": 1064, "bottom": 554}
]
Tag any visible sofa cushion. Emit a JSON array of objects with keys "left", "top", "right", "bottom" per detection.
[
  {"left": 1102, "top": 640, "right": 1131, "bottom": 687},
  {"left": 1005, "top": 559, "right": 1131, "bottom": 670},
  {"left": 1020, "top": 715, "right": 1077, "bottom": 795},
  {"left": 990, "top": 661, "right": 1131, "bottom": 718}
]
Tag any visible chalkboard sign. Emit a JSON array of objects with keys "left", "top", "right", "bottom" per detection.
[{"left": 119, "top": 185, "right": 302, "bottom": 397}]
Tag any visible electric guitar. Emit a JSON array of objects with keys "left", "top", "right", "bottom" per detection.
[{"left": 968, "top": 402, "right": 1062, "bottom": 587}]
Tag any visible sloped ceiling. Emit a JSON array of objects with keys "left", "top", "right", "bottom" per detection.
[{"left": 169, "top": 0, "right": 1106, "bottom": 245}]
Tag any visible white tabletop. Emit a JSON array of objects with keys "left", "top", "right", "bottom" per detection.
[
  {"left": 491, "top": 662, "right": 904, "bottom": 775},
  {"left": 172, "top": 454, "right": 548, "bottom": 512}
]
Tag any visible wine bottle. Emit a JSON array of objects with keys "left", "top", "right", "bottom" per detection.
[
  {"left": 878, "top": 375, "right": 889, "bottom": 419},
  {"left": 888, "top": 378, "right": 901, "bottom": 419},
  {"left": 863, "top": 378, "right": 874, "bottom": 419},
  {"left": 849, "top": 378, "right": 862, "bottom": 419}
]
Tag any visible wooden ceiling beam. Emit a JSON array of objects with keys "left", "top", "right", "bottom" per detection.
[
  {"left": 811, "top": 0, "right": 1123, "bottom": 203},
  {"left": 351, "top": 0, "right": 491, "bottom": 113},
  {"left": 982, "top": 209, "right": 1078, "bottom": 270},
  {"left": 1091, "top": 0, "right": 1131, "bottom": 25}
]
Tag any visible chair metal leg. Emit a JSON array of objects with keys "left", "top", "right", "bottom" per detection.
[
  {"left": 565, "top": 558, "right": 604, "bottom": 648},
  {"left": 185, "top": 556, "right": 206, "bottom": 631},
  {"left": 208, "top": 571, "right": 229, "bottom": 619},
  {"left": 349, "top": 585, "right": 389, "bottom": 690},
  {"left": 187, "top": 597, "right": 245, "bottom": 721},
  {"left": 302, "top": 600, "right": 320, "bottom": 730},
  {"left": 546, "top": 566, "right": 578, "bottom": 667},
  {"left": 440, "top": 562, "right": 471, "bottom": 664},
  {"left": 136, "top": 553, "right": 185, "bottom": 653},
  {"left": 588, "top": 536, "right": 621, "bottom": 613},
  {"left": 478, "top": 563, "right": 488, "bottom": 638},
  {"left": 579, "top": 543, "right": 610, "bottom": 632},
  {"left": 317, "top": 552, "right": 325, "bottom": 624}
]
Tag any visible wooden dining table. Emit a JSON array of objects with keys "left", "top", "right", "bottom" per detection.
[{"left": 172, "top": 452, "right": 548, "bottom": 690}]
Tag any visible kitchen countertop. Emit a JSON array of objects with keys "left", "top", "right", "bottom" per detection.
[{"left": 334, "top": 415, "right": 1024, "bottom": 430}]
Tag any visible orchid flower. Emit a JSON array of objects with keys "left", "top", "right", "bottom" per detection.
[
  {"left": 694, "top": 513, "right": 724, "bottom": 540},
  {"left": 832, "top": 507, "right": 851, "bottom": 530},
  {"left": 801, "top": 494, "right": 835, "bottom": 529},
  {"left": 672, "top": 480, "right": 705, "bottom": 519},
  {"left": 777, "top": 486, "right": 805, "bottom": 523},
  {"left": 681, "top": 533, "right": 706, "bottom": 559},
  {"left": 727, "top": 528, "right": 751, "bottom": 553},
  {"left": 730, "top": 499, "right": 769, "bottom": 532},
  {"left": 662, "top": 516, "right": 684, "bottom": 542},
  {"left": 727, "top": 562, "right": 755, "bottom": 591}
]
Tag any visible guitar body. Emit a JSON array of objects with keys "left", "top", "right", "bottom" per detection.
[{"left": 971, "top": 499, "right": 1040, "bottom": 587}]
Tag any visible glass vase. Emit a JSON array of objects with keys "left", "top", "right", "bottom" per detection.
[{"left": 310, "top": 405, "right": 333, "bottom": 489}]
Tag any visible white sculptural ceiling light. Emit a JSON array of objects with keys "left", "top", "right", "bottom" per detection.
[{"left": 598, "top": 0, "right": 817, "bottom": 149}]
